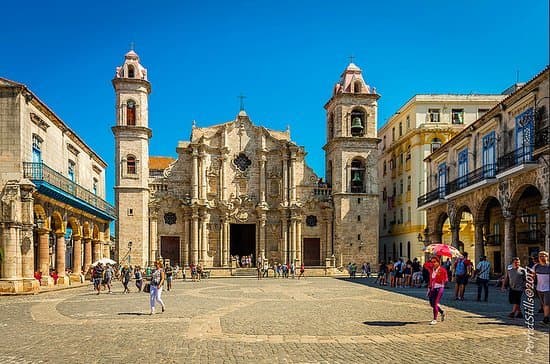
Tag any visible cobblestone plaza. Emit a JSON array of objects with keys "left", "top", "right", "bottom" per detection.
[{"left": 1, "top": 277, "right": 548, "bottom": 363}]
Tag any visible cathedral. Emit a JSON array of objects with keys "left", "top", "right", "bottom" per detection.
[{"left": 113, "top": 50, "right": 380, "bottom": 274}]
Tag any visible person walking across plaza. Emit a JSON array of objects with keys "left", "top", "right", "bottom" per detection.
[
  {"left": 427, "top": 256, "right": 448, "bottom": 325},
  {"left": 475, "top": 256, "right": 491, "bottom": 302},
  {"left": 92, "top": 262, "right": 104, "bottom": 295},
  {"left": 121, "top": 265, "right": 131, "bottom": 294},
  {"left": 501, "top": 257, "right": 526, "bottom": 318},
  {"left": 165, "top": 265, "right": 173, "bottom": 291},
  {"left": 533, "top": 251, "right": 550, "bottom": 324},
  {"left": 149, "top": 261, "right": 166, "bottom": 315},
  {"left": 453, "top": 252, "right": 472, "bottom": 301},
  {"left": 134, "top": 266, "right": 143, "bottom": 292},
  {"left": 298, "top": 263, "right": 305, "bottom": 279}
]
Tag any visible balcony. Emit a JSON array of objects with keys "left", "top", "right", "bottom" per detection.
[
  {"left": 485, "top": 234, "right": 501, "bottom": 246},
  {"left": 534, "top": 124, "right": 549, "bottom": 157},
  {"left": 517, "top": 230, "right": 545, "bottom": 245},
  {"left": 446, "top": 164, "right": 497, "bottom": 199},
  {"left": 417, "top": 187, "right": 446, "bottom": 209},
  {"left": 310, "top": 186, "right": 332, "bottom": 201},
  {"left": 496, "top": 146, "right": 538, "bottom": 179},
  {"left": 23, "top": 162, "right": 116, "bottom": 221}
]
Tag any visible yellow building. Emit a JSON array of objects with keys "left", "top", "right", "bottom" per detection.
[{"left": 378, "top": 94, "right": 505, "bottom": 263}]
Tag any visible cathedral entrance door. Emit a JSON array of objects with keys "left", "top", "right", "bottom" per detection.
[
  {"left": 230, "top": 224, "right": 256, "bottom": 266},
  {"left": 160, "top": 236, "right": 180, "bottom": 267},
  {"left": 303, "top": 238, "right": 321, "bottom": 266}
]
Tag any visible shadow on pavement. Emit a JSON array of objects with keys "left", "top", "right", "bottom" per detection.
[
  {"left": 363, "top": 321, "right": 421, "bottom": 327},
  {"left": 117, "top": 312, "right": 147, "bottom": 316},
  {"left": 337, "top": 277, "right": 550, "bottom": 333}
]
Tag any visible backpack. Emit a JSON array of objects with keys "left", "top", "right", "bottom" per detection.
[{"left": 455, "top": 259, "right": 466, "bottom": 276}]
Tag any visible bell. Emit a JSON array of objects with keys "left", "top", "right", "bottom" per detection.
[
  {"left": 352, "top": 172, "right": 362, "bottom": 183},
  {"left": 351, "top": 117, "right": 363, "bottom": 134}
]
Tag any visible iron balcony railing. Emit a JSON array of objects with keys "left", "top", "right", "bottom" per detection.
[
  {"left": 497, "top": 145, "right": 536, "bottom": 173},
  {"left": 534, "top": 124, "right": 549, "bottom": 151},
  {"left": 23, "top": 162, "right": 115, "bottom": 217},
  {"left": 417, "top": 187, "right": 445, "bottom": 208},
  {"left": 517, "top": 230, "right": 545, "bottom": 245},
  {"left": 446, "top": 164, "right": 496, "bottom": 195}
]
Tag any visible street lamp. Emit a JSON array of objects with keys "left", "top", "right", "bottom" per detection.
[{"left": 127, "top": 241, "right": 132, "bottom": 265}]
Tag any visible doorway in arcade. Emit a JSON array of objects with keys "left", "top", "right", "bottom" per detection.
[
  {"left": 230, "top": 224, "right": 256, "bottom": 266},
  {"left": 160, "top": 236, "right": 180, "bottom": 267}
]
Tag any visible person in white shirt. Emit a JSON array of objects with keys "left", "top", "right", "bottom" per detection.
[{"left": 475, "top": 256, "right": 491, "bottom": 302}]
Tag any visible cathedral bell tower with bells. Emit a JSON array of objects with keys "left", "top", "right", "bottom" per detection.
[
  {"left": 112, "top": 49, "right": 152, "bottom": 266},
  {"left": 323, "top": 60, "right": 380, "bottom": 266}
]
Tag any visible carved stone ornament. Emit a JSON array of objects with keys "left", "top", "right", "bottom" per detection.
[
  {"left": 164, "top": 212, "right": 177, "bottom": 225},
  {"left": 306, "top": 215, "right": 317, "bottom": 227},
  {"left": 233, "top": 153, "right": 251, "bottom": 172}
]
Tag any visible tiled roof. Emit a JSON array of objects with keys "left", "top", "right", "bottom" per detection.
[{"left": 149, "top": 156, "right": 175, "bottom": 170}]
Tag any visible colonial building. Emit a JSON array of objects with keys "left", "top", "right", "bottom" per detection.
[
  {"left": 113, "top": 51, "right": 379, "bottom": 272},
  {"left": 0, "top": 78, "right": 115, "bottom": 293},
  {"left": 378, "top": 94, "right": 505, "bottom": 263},
  {"left": 419, "top": 66, "right": 549, "bottom": 274}
]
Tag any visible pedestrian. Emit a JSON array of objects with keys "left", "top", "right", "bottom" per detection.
[
  {"left": 533, "top": 251, "right": 550, "bottom": 324},
  {"left": 366, "top": 262, "right": 371, "bottom": 278},
  {"left": 165, "top": 265, "right": 173, "bottom": 291},
  {"left": 149, "top": 260, "right": 166, "bottom": 315},
  {"left": 501, "top": 257, "right": 526, "bottom": 318},
  {"left": 453, "top": 252, "right": 473, "bottom": 301},
  {"left": 298, "top": 263, "right": 305, "bottom": 279},
  {"left": 121, "top": 265, "right": 131, "bottom": 293},
  {"left": 427, "top": 256, "right": 448, "bottom": 325},
  {"left": 475, "top": 255, "right": 491, "bottom": 302},
  {"left": 92, "top": 262, "right": 104, "bottom": 295},
  {"left": 103, "top": 264, "right": 113, "bottom": 294},
  {"left": 134, "top": 266, "right": 143, "bottom": 292}
]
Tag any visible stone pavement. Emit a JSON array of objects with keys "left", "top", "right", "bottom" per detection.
[{"left": 0, "top": 277, "right": 548, "bottom": 363}]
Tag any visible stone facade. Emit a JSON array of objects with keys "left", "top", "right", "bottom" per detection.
[
  {"left": 420, "top": 67, "right": 549, "bottom": 273},
  {"left": 378, "top": 94, "right": 505, "bottom": 263},
  {"left": 113, "top": 53, "right": 379, "bottom": 271},
  {"left": 0, "top": 77, "right": 114, "bottom": 293}
]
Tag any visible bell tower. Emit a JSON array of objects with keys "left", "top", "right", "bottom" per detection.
[
  {"left": 323, "top": 61, "right": 380, "bottom": 266},
  {"left": 112, "top": 49, "right": 152, "bottom": 267}
]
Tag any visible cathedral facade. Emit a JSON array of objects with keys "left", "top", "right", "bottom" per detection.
[{"left": 113, "top": 51, "right": 379, "bottom": 273}]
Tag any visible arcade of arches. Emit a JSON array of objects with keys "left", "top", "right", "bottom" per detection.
[{"left": 426, "top": 177, "right": 549, "bottom": 274}]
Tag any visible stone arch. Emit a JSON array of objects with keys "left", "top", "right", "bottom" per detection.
[
  {"left": 476, "top": 196, "right": 502, "bottom": 223},
  {"left": 432, "top": 211, "right": 449, "bottom": 243},
  {"left": 92, "top": 224, "right": 100, "bottom": 241},
  {"left": 509, "top": 183, "right": 542, "bottom": 214},
  {"left": 67, "top": 217, "right": 81, "bottom": 238},
  {"left": 51, "top": 211, "right": 64, "bottom": 235},
  {"left": 33, "top": 204, "right": 49, "bottom": 229}
]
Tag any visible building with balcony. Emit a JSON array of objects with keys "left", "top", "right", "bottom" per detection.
[
  {"left": 418, "top": 66, "right": 549, "bottom": 274},
  {"left": 0, "top": 77, "right": 115, "bottom": 293},
  {"left": 378, "top": 94, "right": 505, "bottom": 263}
]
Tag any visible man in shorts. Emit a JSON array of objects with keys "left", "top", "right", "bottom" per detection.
[
  {"left": 453, "top": 252, "right": 472, "bottom": 300},
  {"left": 501, "top": 257, "right": 526, "bottom": 318}
]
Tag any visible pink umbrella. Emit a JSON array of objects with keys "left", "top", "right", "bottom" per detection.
[{"left": 424, "top": 243, "right": 463, "bottom": 258}]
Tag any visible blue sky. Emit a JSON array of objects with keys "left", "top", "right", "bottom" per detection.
[{"left": 1, "top": 0, "right": 548, "bottom": 204}]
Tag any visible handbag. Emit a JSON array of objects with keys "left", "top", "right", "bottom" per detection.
[{"left": 143, "top": 283, "right": 151, "bottom": 293}]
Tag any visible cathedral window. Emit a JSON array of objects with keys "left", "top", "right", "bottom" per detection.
[
  {"left": 328, "top": 113, "right": 334, "bottom": 139},
  {"left": 128, "top": 65, "right": 135, "bottom": 78},
  {"left": 350, "top": 109, "right": 365, "bottom": 136},
  {"left": 68, "top": 159, "right": 76, "bottom": 182},
  {"left": 126, "top": 155, "right": 136, "bottom": 174},
  {"left": 127, "top": 100, "right": 136, "bottom": 126},
  {"left": 32, "top": 134, "right": 42, "bottom": 163},
  {"left": 451, "top": 109, "right": 464, "bottom": 124},
  {"left": 233, "top": 153, "right": 251, "bottom": 172},
  {"left": 164, "top": 212, "right": 177, "bottom": 225},
  {"left": 306, "top": 215, "right": 317, "bottom": 227},
  {"left": 350, "top": 158, "right": 365, "bottom": 193},
  {"left": 354, "top": 81, "right": 362, "bottom": 93},
  {"left": 399, "top": 122, "right": 402, "bottom": 136}
]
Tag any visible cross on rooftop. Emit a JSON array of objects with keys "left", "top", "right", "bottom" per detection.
[
  {"left": 238, "top": 94, "right": 246, "bottom": 111},
  {"left": 349, "top": 54, "right": 355, "bottom": 64}
]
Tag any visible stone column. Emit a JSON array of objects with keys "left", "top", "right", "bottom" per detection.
[
  {"left": 450, "top": 225, "right": 460, "bottom": 249},
  {"left": 192, "top": 148, "right": 199, "bottom": 200},
  {"left": 55, "top": 233, "right": 68, "bottom": 285},
  {"left": 259, "top": 214, "right": 266, "bottom": 260},
  {"left": 290, "top": 152, "right": 296, "bottom": 203},
  {"left": 282, "top": 157, "right": 288, "bottom": 204},
  {"left": 503, "top": 213, "right": 516, "bottom": 270},
  {"left": 83, "top": 238, "right": 92, "bottom": 272},
  {"left": 282, "top": 217, "right": 288, "bottom": 264},
  {"left": 220, "top": 156, "right": 226, "bottom": 201},
  {"left": 182, "top": 214, "right": 189, "bottom": 267},
  {"left": 149, "top": 213, "right": 158, "bottom": 263},
  {"left": 72, "top": 235, "right": 82, "bottom": 275},
  {"left": 290, "top": 218, "right": 297, "bottom": 263},
  {"left": 296, "top": 217, "right": 302, "bottom": 264},
  {"left": 200, "top": 212, "right": 209, "bottom": 264},
  {"left": 200, "top": 154, "right": 207, "bottom": 201},
  {"left": 38, "top": 229, "right": 50, "bottom": 277},
  {"left": 103, "top": 242, "right": 110, "bottom": 259},
  {"left": 474, "top": 222, "right": 485, "bottom": 265},
  {"left": 223, "top": 218, "right": 229, "bottom": 267},
  {"left": 191, "top": 210, "right": 199, "bottom": 264},
  {"left": 260, "top": 155, "right": 266, "bottom": 203},
  {"left": 92, "top": 239, "right": 101, "bottom": 263}
]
